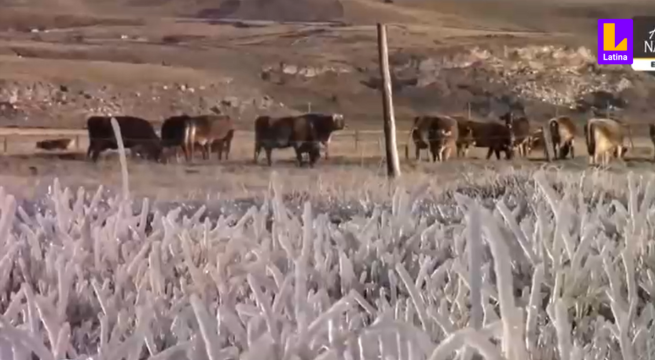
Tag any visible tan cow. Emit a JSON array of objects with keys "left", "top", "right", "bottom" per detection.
[
  {"left": 584, "top": 118, "right": 633, "bottom": 165},
  {"left": 184, "top": 114, "right": 235, "bottom": 161},
  {"left": 547, "top": 116, "right": 578, "bottom": 160}
]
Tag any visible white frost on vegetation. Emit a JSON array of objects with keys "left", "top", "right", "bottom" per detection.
[{"left": 1, "top": 169, "right": 655, "bottom": 360}]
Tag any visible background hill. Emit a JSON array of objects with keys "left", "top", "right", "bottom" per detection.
[{"left": 0, "top": 0, "right": 653, "bottom": 129}]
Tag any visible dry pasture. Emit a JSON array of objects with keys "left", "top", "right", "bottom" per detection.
[{"left": 1, "top": 124, "right": 654, "bottom": 201}]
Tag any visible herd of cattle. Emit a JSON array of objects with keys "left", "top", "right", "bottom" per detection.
[
  {"left": 32, "top": 110, "right": 646, "bottom": 167},
  {"left": 407, "top": 112, "right": 643, "bottom": 166},
  {"left": 56, "top": 112, "right": 347, "bottom": 167}
]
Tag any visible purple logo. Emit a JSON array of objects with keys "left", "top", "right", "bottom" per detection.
[{"left": 598, "top": 19, "right": 633, "bottom": 65}]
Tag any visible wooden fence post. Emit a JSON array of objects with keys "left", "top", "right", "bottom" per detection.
[{"left": 377, "top": 23, "right": 401, "bottom": 179}]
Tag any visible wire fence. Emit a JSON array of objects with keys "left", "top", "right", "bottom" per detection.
[
  {"left": 0, "top": 123, "right": 652, "bottom": 161},
  {"left": 0, "top": 129, "right": 411, "bottom": 158}
]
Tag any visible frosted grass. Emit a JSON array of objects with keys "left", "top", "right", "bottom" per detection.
[{"left": 0, "top": 167, "right": 655, "bottom": 359}]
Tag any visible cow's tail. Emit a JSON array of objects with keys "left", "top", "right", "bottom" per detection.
[{"left": 584, "top": 120, "right": 595, "bottom": 158}]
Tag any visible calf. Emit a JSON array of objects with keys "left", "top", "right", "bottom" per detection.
[{"left": 36, "top": 138, "right": 75, "bottom": 151}]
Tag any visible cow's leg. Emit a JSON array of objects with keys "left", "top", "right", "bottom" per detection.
[
  {"left": 294, "top": 145, "right": 304, "bottom": 167},
  {"left": 265, "top": 148, "right": 273, "bottom": 166},
  {"left": 486, "top": 147, "right": 494, "bottom": 160},
  {"left": 309, "top": 146, "right": 319, "bottom": 167},
  {"left": 90, "top": 144, "right": 103, "bottom": 162},
  {"left": 86, "top": 143, "right": 94, "bottom": 159},
  {"left": 200, "top": 143, "right": 207, "bottom": 160},
  {"left": 444, "top": 147, "right": 453, "bottom": 161},
  {"left": 569, "top": 141, "right": 575, "bottom": 159},
  {"left": 415, "top": 146, "right": 421, "bottom": 161},
  {"left": 187, "top": 141, "right": 195, "bottom": 162},
  {"left": 254, "top": 142, "right": 261, "bottom": 164}
]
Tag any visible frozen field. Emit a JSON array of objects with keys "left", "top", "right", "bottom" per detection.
[{"left": 0, "top": 153, "right": 654, "bottom": 360}]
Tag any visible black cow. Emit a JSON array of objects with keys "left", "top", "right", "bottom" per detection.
[
  {"left": 253, "top": 113, "right": 346, "bottom": 167},
  {"left": 86, "top": 116, "right": 162, "bottom": 162},
  {"left": 160, "top": 115, "right": 191, "bottom": 162}
]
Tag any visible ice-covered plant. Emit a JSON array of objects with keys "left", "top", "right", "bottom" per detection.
[{"left": 0, "top": 121, "right": 654, "bottom": 359}]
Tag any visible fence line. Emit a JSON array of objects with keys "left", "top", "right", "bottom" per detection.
[{"left": 0, "top": 123, "right": 652, "bottom": 155}]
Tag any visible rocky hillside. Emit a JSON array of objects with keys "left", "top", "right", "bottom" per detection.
[{"left": 0, "top": 0, "right": 653, "bottom": 129}]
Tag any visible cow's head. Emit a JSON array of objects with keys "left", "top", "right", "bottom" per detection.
[
  {"left": 139, "top": 139, "right": 164, "bottom": 163},
  {"left": 500, "top": 112, "right": 513, "bottom": 127},
  {"left": 331, "top": 113, "right": 346, "bottom": 130},
  {"left": 460, "top": 124, "right": 474, "bottom": 142}
]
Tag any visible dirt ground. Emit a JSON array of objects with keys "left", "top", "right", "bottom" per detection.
[{"left": 0, "top": 0, "right": 654, "bottom": 197}]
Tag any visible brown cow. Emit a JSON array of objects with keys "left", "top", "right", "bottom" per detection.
[
  {"left": 254, "top": 113, "right": 346, "bottom": 167},
  {"left": 36, "top": 138, "right": 75, "bottom": 151},
  {"left": 500, "top": 112, "right": 531, "bottom": 157},
  {"left": 405, "top": 116, "right": 434, "bottom": 161},
  {"left": 183, "top": 114, "right": 235, "bottom": 162},
  {"left": 86, "top": 116, "right": 162, "bottom": 162},
  {"left": 584, "top": 118, "right": 633, "bottom": 165},
  {"left": 406, "top": 115, "right": 474, "bottom": 160},
  {"left": 456, "top": 118, "right": 515, "bottom": 160},
  {"left": 547, "top": 116, "right": 578, "bottom": 160},
  {"left": 426, "top": 115, "right": 460, "bottom": 162}
]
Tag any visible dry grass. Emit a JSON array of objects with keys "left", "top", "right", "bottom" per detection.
[{"left": 0, "top": 128, "right": 654, "bottom": 205}]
